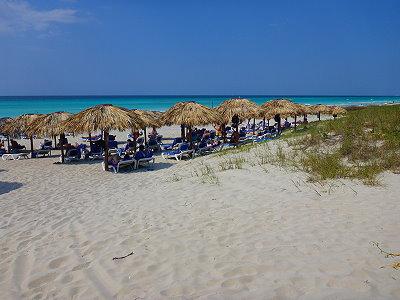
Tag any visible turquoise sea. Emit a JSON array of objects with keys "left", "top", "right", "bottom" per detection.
[{"left": 1, "top": 95, "right": 399, "bottom": 118}]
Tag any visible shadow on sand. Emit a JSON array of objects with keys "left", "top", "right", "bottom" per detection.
[
  {"left": 0, "top": 181, "right": 23, "bottom": 195},
  {"left": 53, "top": 158, "right": 175, "bottom": 172}
]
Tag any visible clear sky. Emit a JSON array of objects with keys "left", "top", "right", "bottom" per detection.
[{"left": 0, "top": 0, "right": 399, "bottom": 96}]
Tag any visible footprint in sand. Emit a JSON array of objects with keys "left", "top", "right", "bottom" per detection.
[
  {"left": 71, "top": 262, "right": 90, "bottom": 272},
  {"left": 28, "top": 272, "right": 57, "bottom": 289},
  {"left": 223, "top": 266, "right": 258, "bottom": 278},
  {"left": 60, "top": 273, "right": 74, "bottom": 284},
  {"left": 48, "top": 256, "right": 69, "bottom": 269},
  {"left": 221, "top": 278, "right": 243, "bottom": 289},
  {"left": 160, "top": 286, "right": 195, "bottom": 297}
]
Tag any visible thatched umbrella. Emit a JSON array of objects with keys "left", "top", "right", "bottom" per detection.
[
  {"left": 26, "top": 112, "right": 72, "bottom": 163},
  {"left": 160, "top": 101, "right": 220, "bottom": 144},
  {"left": 0, "top": 118, "right": 13, "bottom": 152},
  {"left": 308, "top": 105, "right": 333, "bottom": 120},
  {"left": 63, "top": 104, "right": 146, "bottom": 171},
  {"left": 331, "top": 106, "right": 347, "bottom": 119},
  {"left": 260, "top": 99, "right": 299, "bottom": 132},
  {"left": 2, "top": 114, "right": 44, "bottom": 155},
  {"left": 130, "top": 109, "right": 162, "bottom": 144},
  {"left": 294, "top": 103, "right": 315, "bottom": 125},
  {"left": 216, "top": 98, "right": 259, "bottom": 130}
]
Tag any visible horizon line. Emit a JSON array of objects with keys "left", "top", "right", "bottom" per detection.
[{"left": 0, "top": 94, "right": 399, "bottom": 98}]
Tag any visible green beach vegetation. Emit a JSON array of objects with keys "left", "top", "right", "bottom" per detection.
[{"left": 213, "top": 105, "right": 400, "bottom": 185}]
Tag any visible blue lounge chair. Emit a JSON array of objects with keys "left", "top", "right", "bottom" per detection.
[
  {"left": 161, "top": 137, "right": 183, "bottom": 150},
  {"left": 147, "top": 138, "right": 160, "bottom": 151},
  {"left": 63, "top": 149, "right": 81, "bottom": 163},
  {"left": 161, "top": 143, "right": 194, "bottom": 161},
  {"left": 135, "top": 150, "right": 155, "bottom": 169}
]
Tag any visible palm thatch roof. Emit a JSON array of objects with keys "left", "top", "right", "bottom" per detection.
[
  {"left": 309, "top": 104, "right": 334, "bottom": 115},
  {"left": 131, "top": 109, "right": 162, "bottom": 128},
  {"left": 0, "top": 118, "right": 13, "bottom": 136},
  {"left": 1, "top": 114, "right": 43, "bottom": 136},
  {"left": 331, "top": 106, "right": 347, "bottom": 115},
  {"left": 63, "top": 104, "right": 146, "bottom": 133},
  {"left": 26, "top": 111, "right": 72, "bottom": 137},
  {"left": 296, "top": 104, "right": 315, "bottom": 115},
  {"left": 259, "top": 99, "right": 301, "bottom": 118},
  {"left": 160, "top": 101, "right": 220, "bottom": 127},
  {"left": 216, "top": 98, "right": 259, "bottom": 124}
]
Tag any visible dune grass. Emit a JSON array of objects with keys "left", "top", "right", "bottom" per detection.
[
  {"left": 289, "top": 105, "right": 400, "bottom": 184},
  {"left": 214, "top": 105, "right": 399, "bottom": 185}
]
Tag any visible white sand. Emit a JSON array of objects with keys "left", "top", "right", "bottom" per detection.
[{"left": 1, "top": 122, "right": 400, "bottom": 299}]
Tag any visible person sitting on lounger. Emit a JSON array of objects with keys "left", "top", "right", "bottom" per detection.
[
  {"left": 122, "top": 153, "right": 131, "bottom": 161},
  {"left": 230, "top": 131, "right": 240, "bottom": 145},
  {"left": 134, "top": 145, "right": 146, "bottom": 160},
  {"left": 149, "top": 127, "right": 158, "bottom": 139},
  {"left": 108, "top": 153, "right": 121, "bottom": 167},
  {"left": 0, "top": 142, "right": 6, "bottom": 155},
  {"left": 284, "top": 119, "right": 291, "bottom": 129},
  {"left": 144, "top": 148, "right": 153, "bottom": 158},
  {"left": 10, "top": 139, "right": 25, "bottom": 150},
  {"left": 124, "top": 139, "right": 135, "bottom": 151}
]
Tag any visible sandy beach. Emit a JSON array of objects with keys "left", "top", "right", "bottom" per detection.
[{"left": 1, "top": 122, "right": 400, "bottom": 299}]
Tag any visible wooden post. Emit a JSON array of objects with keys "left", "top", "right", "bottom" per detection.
[
  {"left": 53, "top": 136, "right": 57, "bottom": 149},
  {"left": 294, "top": 115, "right": 297, "bottom": 130},
  {"left": 60, "top": 133, "right": 65, "bottom": 163},
  {"left": 188, "top": 126, "right": 193, "bottom": 148},
  {"left": 263, "top": 117, "right": 266, "bottom": 130},
  {"left": 104, "top": 131, "right": 109, "bottom": 171},
  {"left": 318, "top": 112, "right": 321, "bottom": 121},
  {"left": 7, "top": 136, "right": 10, "bottom": 153},
  {"left": 88, "top": 132, "right": 93, "bottom": 150},
  {"left": 30, "top": 136, "right": 34, "bottom": 156},
  {"left": 277, "top": 115, "right": 281, "bottom": 134},
  {"left": 252, "top": 118, "right": 256, "bottom": 135},
  {"left": 221, "top": 124, "right": 227, "bottom": 143},
  {"left": 180, "top": 124, "right": 185, "bottom": 140},
  {"left": 144, "top": 127, "right": 147, "bottom": 145}
]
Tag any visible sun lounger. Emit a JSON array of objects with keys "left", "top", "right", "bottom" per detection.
[
  {"left": 34, "top": 149, "right": 51, "bottom": 157},
  {"left": 63, "top": 149, "right": 81, "bottom": 163},
  {"left": 81, "top": 134, "right": 102, "bottom": 142},
  {"left": 147, "top": 138, "right": 160, "bottom": 151},
  {"left": 2, "top": 153, "right": 30, "bottom": 160},
  {"left": 102, "top": 159, "right": 136, "bottom": 173},
  {"left": 161, "top": 137, "right": 183, "bottom": 150},
  {"left": 135, "top": 157, "right": 155, "bottom": 169},
  {"left": 161, "top": 143, "right": 194, "bottom": 161}
]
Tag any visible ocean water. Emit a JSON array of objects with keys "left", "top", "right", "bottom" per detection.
[{"left": 0, "top": 95, "right": 399, "bottom": 118}]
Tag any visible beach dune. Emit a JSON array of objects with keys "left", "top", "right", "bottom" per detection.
[{"left": 0, "top": 127, "right": 399, "bottom": 299}]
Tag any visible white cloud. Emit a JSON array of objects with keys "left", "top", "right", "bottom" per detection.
[{"left": 0, "top": 0, "right": 79, "bottom": 34}]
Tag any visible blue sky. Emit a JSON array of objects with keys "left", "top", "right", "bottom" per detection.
[{"left": 0, "top": 0, "right": 399, "bottom": 95}]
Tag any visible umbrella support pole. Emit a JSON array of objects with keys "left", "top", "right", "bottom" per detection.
[
  {"left": 181, "top": 125, "right": 185, "bottom": 141},
  {"left": 89, "top": 132, "right": 93, "bottom": 150},
  {"left": 294, "top": 115, "right": 297, "bottom": 130},
  {"left": 144, "top": 128, "right": 147, "bottom": 145},
  {"left": 60, "top": 133, "right": 65, "bottom": 163},
  {"left": 104, "top": 131, "right": 110, "bottom": 171},
  {"left": 188, "top": 126, "right": 193, "bottom": 149},
  {"left": 263, "top": 117, "right": 265, "bottom": 130},
  {"left": 7, "top": 135, "right": 10, "bottom": 153},
  {"left": 253, "top": 118, "right": 256, "bottom": 135},
  {"left": 30, "top": 136, "right": 34, "bottom": 157}
]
